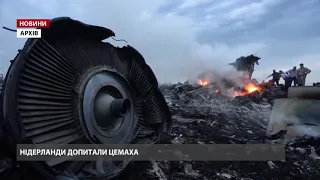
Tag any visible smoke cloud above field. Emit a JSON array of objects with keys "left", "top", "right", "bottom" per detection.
[{"left": 1, "top": 0, "right": 319, "bottom": 84}]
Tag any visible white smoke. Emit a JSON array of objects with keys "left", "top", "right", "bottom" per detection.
[
  {"left": 285, "top": 115, "right": 320, "bottom": 138},
  {"left": 268, "top": 105, "right": 320, "bottom": 138},
  {"left": 186, "top": 65, "right": 251, "bottom": 97},
  {"left": 0, "top": 0, "right": 263, "bottom": 84}
]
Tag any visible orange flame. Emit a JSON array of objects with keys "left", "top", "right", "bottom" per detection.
[
  {"left": 197, "top": 76, "right": 262, "bottom": 97},
  {"left": 234, "top": 83, "right": 262, "bottom": 97},
  {"left": 245, "top": 83, "right": 262, "bottom": 93},
  {"left": 199, "top": 80, "right": 208, "bottom": 86}
]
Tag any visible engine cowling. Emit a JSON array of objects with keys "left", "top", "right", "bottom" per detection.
[{"left": 0, "top": 17, "right": 172, "bottom": 179}]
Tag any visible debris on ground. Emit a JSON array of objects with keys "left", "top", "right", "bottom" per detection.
[
  {"left": 1, "top": 80, "right": 319, "bottom": 180},
  {"left": 117, "top": 81, "right": 319, "bottom": 180}
]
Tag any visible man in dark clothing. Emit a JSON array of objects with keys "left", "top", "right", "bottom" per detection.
[{"left": 266, "top": 70, "right": 280, "bottom": 85}]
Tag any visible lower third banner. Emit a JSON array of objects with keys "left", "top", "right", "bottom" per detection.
[{"left": 17, "top": 144, "right": 285, "bottom": 162}]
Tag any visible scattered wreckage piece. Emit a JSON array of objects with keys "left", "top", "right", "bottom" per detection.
[
  {"left": 231, "top": 91, "right": 262, "bottom": 105},
  {"left": 229, "top": 54, "right": 261, "bottom": 79},
  {"left": 163, "top": 80, "right": 287, "bottom": 108},
  {"left": 267, "top": 86, "right": 320, "bottom": 141},
  {"left": 288, "top": 86, "right": 320, "bottom": 99},
  {"left": 185, "top": 84, "right": 219, "bottom": 97},
  {"left": 0, "top": 17, "right": 172, "bottom": 179}
]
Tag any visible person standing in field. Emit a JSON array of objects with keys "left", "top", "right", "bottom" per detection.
[
  {"left": 266, "top": 70, "right": 280, "bottom": 85},
  {"left": 286, "top": 66, "right": 298, "bottom": 87},
  {"left": 297, "top": 63, "right": 311, "bottom": 86},
  {"left": 279, "top": 70, "right": 290, "bottom": 92}
]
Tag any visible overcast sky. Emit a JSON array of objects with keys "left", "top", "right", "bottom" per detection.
[{"left": 1, "top": 0, "right": 320, "bottom": 84}]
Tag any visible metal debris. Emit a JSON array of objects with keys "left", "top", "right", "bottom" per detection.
[
  {"left": 150, "top": 159, "right": 167, "bottom": 180},
  {"left": 267, "top": 161, "right": 278, "bottom": 169}
]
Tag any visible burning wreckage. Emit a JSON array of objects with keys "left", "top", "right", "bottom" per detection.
[{"left": 0, "top": 17, "right": 320, "bottom": 180}]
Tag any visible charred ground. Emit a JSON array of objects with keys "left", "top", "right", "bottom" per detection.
[
  {"left": 119, "top": 83, "right": 320, "bottom": 180},
  {"left": 1, "top": 83, "right": 320, "bottom": 180}
]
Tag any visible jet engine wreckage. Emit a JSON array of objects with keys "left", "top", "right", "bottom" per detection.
[{"left": 0, "top": 17, "right": 172, "bottom": 179}]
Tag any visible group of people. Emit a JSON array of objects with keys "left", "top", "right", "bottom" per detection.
[{"left": 266, "top": 63, "right": 311, "bottom": 92}]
